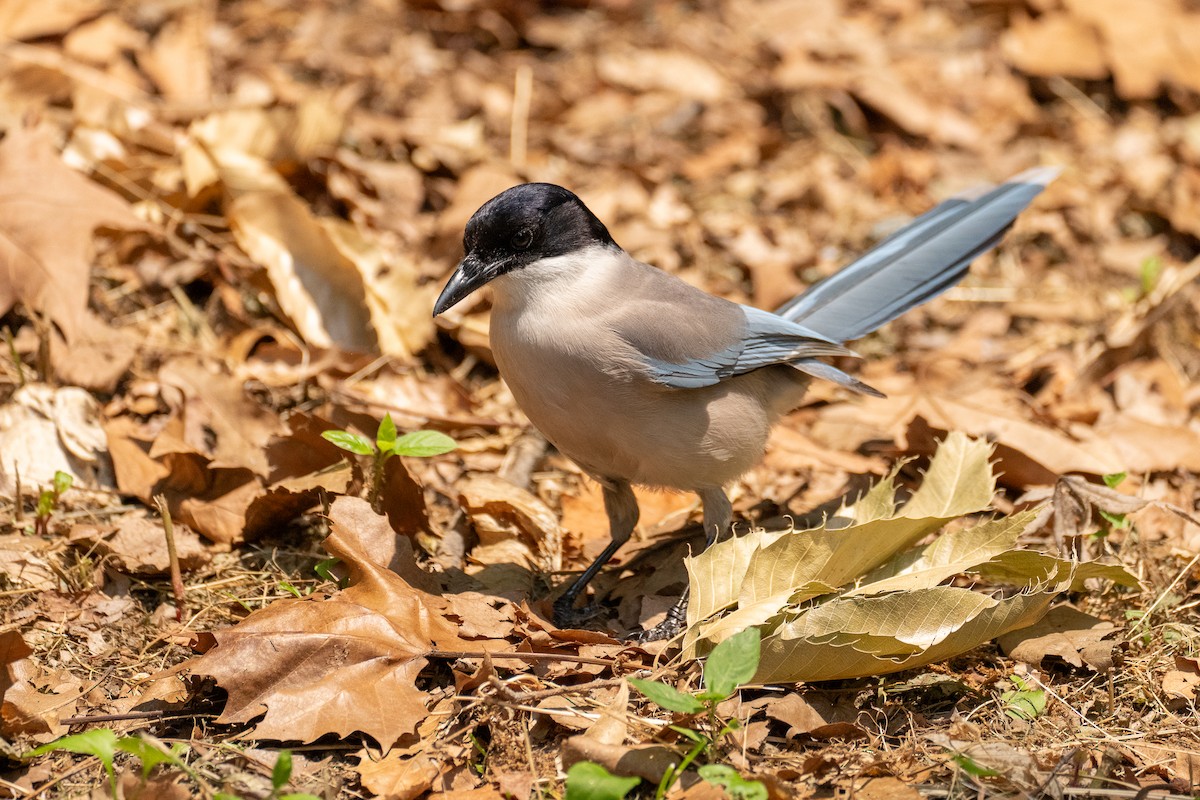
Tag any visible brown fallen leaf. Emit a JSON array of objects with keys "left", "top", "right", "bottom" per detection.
[
  {"left": 749, "top": 693, "right": 867, "bottom": 740},
  {"left": 0, "top": 125, "right": 145, "bottom": 342},
  {"left": 99, "top": 770, "right": 192, "bottom": 800},
  {"left": 0, "top": 0, "right": 105, "bottom": 40},
  {"left": 1, "top": 631, "right": 82, "bottom": 740},
  {"left": 188, "top": 497, "right": 497, "bottom": 748},
  {"left": 562, "top": 680, "right": 680, "bottom": 784},
  {"left": 69, "top": 516, "right": 210, "bottom": 576},
  {"left": 0, "top": 384, "right": 111, "bottom": 496},
  {"left": 356, "top": 699, "right": 463, "bottom": 800},
  {"left": 156, "top": 356, "right": 284, "bottom": 477},
  {"left": 228, "top": 188, "right": 379, "bottom": 354},
  {"left": 458, "top": 473, "right": 562, "bottom": 572},
  {"left": 1162, "top": 656, "right": 1200, "bottom": 707},
  {"left": 0, "top": 535, "right": 59, "bottom": 590},
  {"left": 137, "top": 3, "right": 213, "bottom": 108},
  {"left": 997, "top": 605, "right": 1120, "bottom": 672}
]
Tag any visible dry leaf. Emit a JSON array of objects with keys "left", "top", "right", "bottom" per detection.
[
  {"left": 0, "top": 125, "right": 145, "bottom": 342},
  {"left": 0, "top": 384, "right": 111, "bottom": 496},
  {"left": 997, "top": 605, "right": 1120, "bottom": 671},
  {"left": 0, "top": 0, "right": 105, "bottom": 40},
  {"left": 69, "top": 517, "right": 210, "bottom": 576},
  {"left": 188, "top": 497, "right": 495, "bottom": 748},
  {"left": 686, "top": 434, "right": 1138, "bottom": 682},
  {"left": 229, "top": 189, "right": 378, "bottom": 353}
]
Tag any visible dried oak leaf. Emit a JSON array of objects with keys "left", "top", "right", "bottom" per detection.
[
  {"left": 188, "top": 497, "right": 478, "bottom": 748},
  {"left": 0, "top": 125, "right": 145, "bottom": 342}
]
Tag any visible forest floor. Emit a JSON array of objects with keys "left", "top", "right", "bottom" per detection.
[{"left": 1, "top": 0, "right": 1199, "bottom": 798}]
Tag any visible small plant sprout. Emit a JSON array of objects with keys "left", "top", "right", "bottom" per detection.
[
  {"left": 321, "top": 413, "right": 456, "bottom": 510},
  {"left": 1000, "top": 674, "right": 1047, "bottom": 721},
  {"left": 34, "top": 470, "right": 72, "bottom": 535},
  {"left": 25, "top": 731, "right": 320, "bottom": 800},
  {"left": 625, "top": 626, "right": 768, "bottom": 799}
]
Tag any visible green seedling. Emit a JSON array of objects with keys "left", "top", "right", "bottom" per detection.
[
  {"left": 627, "top": 626, "right": 768, "bottom": 800},
  {"left": 1000, "top": 674, "right": 1047, "bottom": 721},
  {"left": 952, "top": 753, "right": 1002, "bottom": 779},
  {"left": 314, "top": 557, "right": 347, "bottom": 588},
  {"left": 34, "top": 470, "right": 72, "bottom": 535},
  {"left": 1098, "top": 471, "right": 1131, "bottom": 531},
  {"left": 25, "top": 729, "right": 191, "bottom": 796},
  {"left": 26, "top": 731, "right": 318, "bottom": 800},
  {"left": 321, "top": 413, "right": 456, "bottom": 510},
  {"left": 1140, "top": 256, "right": 1162, "bottom": 296}
]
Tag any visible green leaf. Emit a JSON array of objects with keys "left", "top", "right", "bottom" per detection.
[
  {"left": 1001, "top": 676, "right": 1046, "bottom": 721},
  {"left": 26, "top": 729, "right": 119, "bottom": 791},
  {"left": 1139, "top": 256, "right": 1162, "bottom": 295},
  {"left": 115, "top": 737, "right": 187, "bottom": 780},
  {"left": 703, "top": 627, "right": 761, "bottom": 698},
  {"left": 272, "top": 749, "right": 293, "bottom": 791},
  {"left": 1102, "top": 471, "right": 1127, "bottom": 489},
  {"left": 697, "top": 765, "right": 768, "bottom": 800},
  {"left": 668, "top": 725, "right": 705, "bottom": 744},
  {"left": 313, "top": 557, "right": 342, "bottom": 584},
  {"left": 279, "top": 794, "right": 324, "bottom": 800},
  {"left": 628, "top": 677, "right": 705, "bottom": 714},
  {"left": 391, "top": 430, "right": 456, "bottom": 458},
  {"left": 375, "top": 414, "right": 398, "bottom": 452},
  {"left": 278, "top": 580, "right": 303, "bottom": 598},
  {"left": 36, "top": 490, "right": 54, "bottom": 518},
  {"left": 565, "top": 761, "right": 641, "bottom": 800},
  {"left": 1098, "top": 509, "right": 1129, "bottom": 530},
  {"left": 321, "top": 430, "right": 375, "bottom": 456},
  {"left": 952, "top": 754, "right": 1002, "bottom": 777},
  {"left": 52, "top": 470, "right": 72, "bottom": 496}
]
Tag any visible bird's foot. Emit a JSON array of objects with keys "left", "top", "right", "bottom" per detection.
[
  {"left": 627, "top": 595, "right": 689, "bottom": 643},
  {"left": 552, "top": 597, "right": 604, "bottom": 629}
]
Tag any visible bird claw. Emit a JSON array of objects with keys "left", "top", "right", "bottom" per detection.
[
  {"left": 626, "top": 616, "right": 686, "bottom": 643},
  {"left": 626, "top": 595, "right": 689, "bottom": 643}
]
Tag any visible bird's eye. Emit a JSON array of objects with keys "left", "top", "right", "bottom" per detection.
[{"left": 511, "top": 229, "right": 533, "bottom": 250}]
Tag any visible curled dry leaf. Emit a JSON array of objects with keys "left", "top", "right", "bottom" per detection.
[
  {"left": 1161, "top": 655, "right": 1200, "bottom": 707},
  {"left": 458, "top": 473, "right": 562, "bottom": 572},
  {"left": 1001, "top": 0, "right": 1200, "bottom": 99},
  {"left": 686, "top": 433, "right": 1139, "bottom": 682},
  {"left": 0, "top": 384, "right": 111, "bottom": 496}
]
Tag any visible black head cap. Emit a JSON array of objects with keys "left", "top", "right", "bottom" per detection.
[
  {"left": 464, "top": 183, "right": 615, "bottom": 266},
  {"left": 433, "top": 183, "right": 617, "bottom": 315}
]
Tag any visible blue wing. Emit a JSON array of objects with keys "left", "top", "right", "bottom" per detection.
[{"left": 642, "top": 305, "right": 855, "bottom": 389}]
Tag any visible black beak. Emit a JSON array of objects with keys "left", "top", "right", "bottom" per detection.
[{"left": 433, "top": 254, "right": 490, "bottom": 317}]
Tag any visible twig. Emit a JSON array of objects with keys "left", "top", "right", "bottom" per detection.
[
  {"left": 12, "top": 460, "right": 22, "bottom": 523},
  {"left": 155, "top": 494, "right": 186, "bottom": 622},
  {"left": 60, "top": 706, "right": 219, "bottom": 726},
  {"left": 504, "top": 677, "right": 625, "bottom": 703},
  {"left": 428, "top": 649, "right": 617, "bottom": 667}
]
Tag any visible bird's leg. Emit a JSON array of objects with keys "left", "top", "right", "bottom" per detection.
[
  {"left": 631, "top": 487, "right": 733, "bottom": 643},
  {"left": 552, "top": 478, "right": 638, "bottom": 628}
]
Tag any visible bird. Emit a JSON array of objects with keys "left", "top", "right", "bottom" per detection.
[{"left": 433, "top": 168, "right": 1057, "bottom": 641}]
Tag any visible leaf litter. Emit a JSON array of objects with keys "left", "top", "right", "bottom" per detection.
[{"left": 1, "top": 0, "right": 1200, "bottom": 797}]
